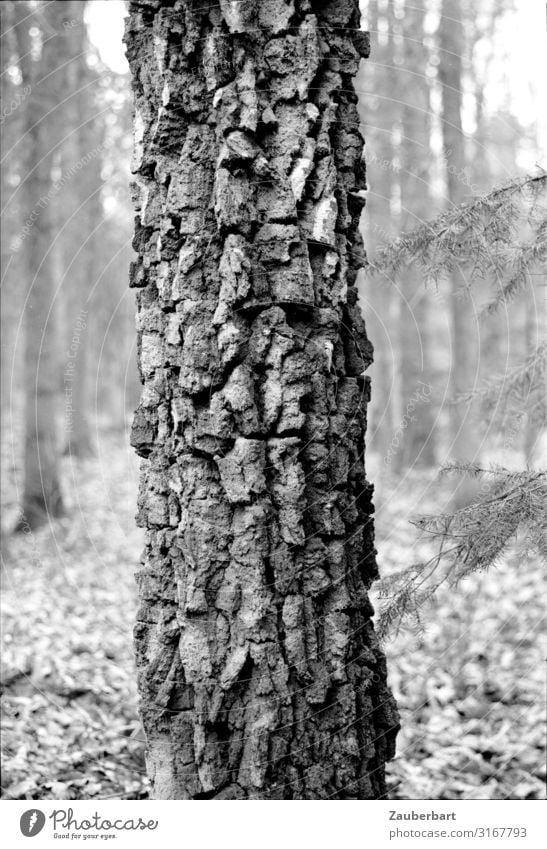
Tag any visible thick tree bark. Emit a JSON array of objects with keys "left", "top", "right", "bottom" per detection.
[{"left": 126, "top": 0, "right": 399, "bottom": 800}]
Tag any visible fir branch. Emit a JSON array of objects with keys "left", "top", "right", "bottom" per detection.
[
  {"left": 377, "top": 467, "right": 546, "bottom": 639},
  {"left": 482, "top": 226, "right": 547, "bottom": 315},
  {"left": 367, "top": 170, "right": 547, "bottom": 285}
]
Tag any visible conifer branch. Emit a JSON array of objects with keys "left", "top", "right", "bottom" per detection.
[
  {"left": 377, "top": 468, "right": 546, "bottom": 640},
  {"left": 371, "top": 171, "right": 547, "bottom": 638},
  {"left": 367, "top": 171, "right": 547, "bottom": 291}
]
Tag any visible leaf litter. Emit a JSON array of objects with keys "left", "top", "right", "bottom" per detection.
[{"left": 1, "top": 438, "right": 544, "bottom": 799}]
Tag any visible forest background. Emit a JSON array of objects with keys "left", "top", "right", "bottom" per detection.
[{"left": 1, "top": 0, "right": 545, "bottom": 800}]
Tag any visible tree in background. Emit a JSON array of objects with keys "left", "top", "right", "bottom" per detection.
[
  {"left": 359, "top": 0, "right": 441, "bottom": 474},
  {"left": 358, "top": 0, "right": 442, "bottom": 473},
  {"left": 356, "top": 0, "right": 398, "bottom": 461},
  {"left": 1, "top": 1, "right": 137, "bottom": 534},
  {"left": 0, "top": 3, "right": 24, "bottom": 444},
  {"left": 438, "top": 0, "right": 479, "bottom": 503},
  {"left": 395, "top": 0, "right": 437, "bottom": 471},
  {"left": 358, "top": 0, "right": 538, "bottom": 479},
  {"left": 11, "top": 1, "right": 81, "bottom": 528},
  {"left": 60, "top": 0, "right": 101, "bottom": 458},
  {"left": 126, "top": 0, "right": 398, "bottom": 799},
  {"left": 89, "top": 69, "right": 138, "bottom": 433}
]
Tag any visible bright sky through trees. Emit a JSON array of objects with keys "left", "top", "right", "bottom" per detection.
[{"left": 85, "top": 0, "right": 545, "bottom": 171}]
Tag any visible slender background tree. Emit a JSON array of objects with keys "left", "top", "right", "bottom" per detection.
[
  {"left": 60, "top": 0, "right": 102, "bottom": 458},
  {"left": 15, "top": 1, "right": 76, "bottom": 527}
]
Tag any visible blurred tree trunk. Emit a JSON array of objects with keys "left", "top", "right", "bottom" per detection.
[
  {"left": 15, "top": 1, "right": 76, "bottom": 528},
  {"left": 523, "top": 284, "right": 543, "bottom": 465},
  {"left": 1, "top": 3, "right": 17, "bottom": 413},
  {"left": 438, "top": 0, "right": 477, "bottom": 504},
  {"left": 61, "top": 0, "right": 100, "bottom": 457},
  {"left": 395, "top": 0, "right": 436, "bottom": 473},
  {"left": 357, "top": 0, "right": 398, "bottom": 461},
  {"left": 469, "top": 0, "right": 506, "bottom": 191},
  {"left": 0, "top": 1, "right": 23, "bottom": 514},
  {"left": 126, "top": 0, "right": 398, "bottom": 800}
]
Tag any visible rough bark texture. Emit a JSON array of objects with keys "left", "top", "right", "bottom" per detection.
[{"left": 126, "top": 0, "right": 399, "bottom": 800}]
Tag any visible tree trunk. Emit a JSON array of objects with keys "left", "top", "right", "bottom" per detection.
[
  {"left": 395, "top": 0, "right": 436, "bottom": 472},
  {"left": 126, "top": 0, "right": 398, "bottom": 800},
  {"left": 61, "top": 0, "right": 100, "bottom": 457},
  {"left": 16, "top": 1, "right": 77, "bottom": 528},
  {"left": 523, "top": 283, "right": 542, "bottom": 466},
  {"left": 438, "top": 0, "right": 478, "bottom": 503},
  {"left": 1, "top": 1, "right": 24, "bottom": 519},
  {"left": 357, "top": 0, "right": 398, "bottom": 462}
]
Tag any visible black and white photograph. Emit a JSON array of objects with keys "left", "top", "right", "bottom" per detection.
[{"left": 0, "top": 0, "right": 545, "bottom": 843}]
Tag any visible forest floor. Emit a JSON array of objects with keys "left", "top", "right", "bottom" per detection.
[{"left": 1, "top": 433, "right": 545, "bottom": 800}]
